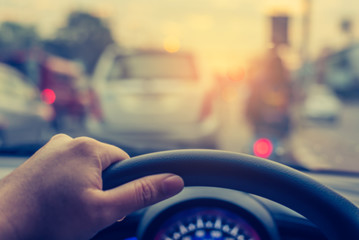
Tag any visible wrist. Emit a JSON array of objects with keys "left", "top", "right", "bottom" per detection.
[
  {"left": 0, "top": 174, "right": 40, "bottom": 240},
  {"left": 0, "top": 199, "right": 20, "bottom": 240}
]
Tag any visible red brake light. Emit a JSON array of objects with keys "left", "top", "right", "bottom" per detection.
[
  {"left": 253, "top": 138, "right": 273, "bottom": 159},
  {"left": 41, "top": 89, "right": 56, "bottom": 105}
]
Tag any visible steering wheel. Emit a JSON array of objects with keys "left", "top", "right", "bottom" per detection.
[{"left": 102, "top": 149, "right": 359, "bottom": 240}]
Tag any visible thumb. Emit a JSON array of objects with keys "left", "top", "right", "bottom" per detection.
[{"left": 100, "top": 174, "right": 184, "bottom": 221}]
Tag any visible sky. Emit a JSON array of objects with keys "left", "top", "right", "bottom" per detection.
[{"left": 0, "top": 0, "right": 357, "bottom": 72}]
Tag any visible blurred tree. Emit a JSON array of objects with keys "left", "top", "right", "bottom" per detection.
[
  {"left": 340, "top": 18, "right": 355, "bottom": 45},
  {"left": 0, "top": 22, "right": 42, "bottom": 82},
  {"left": 44, "top": 11, "right": 114, "bottom": 74},
  {"left": 0, "top": 22, "right": 39, "bottom": 58}
]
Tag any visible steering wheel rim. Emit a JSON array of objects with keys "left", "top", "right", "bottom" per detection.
[{"left": 102, "top": 149, "right": 359, "bottom": 240}]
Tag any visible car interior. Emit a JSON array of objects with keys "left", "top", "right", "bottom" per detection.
[{"left": 1, "top": 1, "right": 359, "bottom": 240}]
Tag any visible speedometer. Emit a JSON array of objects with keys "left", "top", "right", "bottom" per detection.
[
  {"left": 138, "top": 188, "right": 278, "bottom": 240},
  {"left": 154, "top": 207, "right": 261, "bottom": 240}
]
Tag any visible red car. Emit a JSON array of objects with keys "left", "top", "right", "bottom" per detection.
[{"left": 39, "top": 56, "right": 93, "bottom": 130}]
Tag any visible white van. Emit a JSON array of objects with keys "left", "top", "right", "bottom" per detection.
[{"left": 88, "top": 46, "right": 221, "bottom": 151}]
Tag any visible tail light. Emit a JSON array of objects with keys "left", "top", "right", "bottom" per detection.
[
  {"left": 253, "top": 138, "right": 273, "bottom": 159},
  {"left": 41, "top": 89, "right": 56, "bottom": 105}
]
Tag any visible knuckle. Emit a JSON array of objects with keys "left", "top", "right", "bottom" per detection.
[
  {"left": 135, "top": 179, "right": 157, "bottom": 206},
  {"left": 71, "top": 137, "right": 99, "bottom": 154},
  {"left": 50, "top": 133, "right": 71, "bottom": 141}
]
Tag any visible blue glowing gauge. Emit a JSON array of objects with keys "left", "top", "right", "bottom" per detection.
[{"left": 154, "top": 207, "right": 261, "bottom": 240}]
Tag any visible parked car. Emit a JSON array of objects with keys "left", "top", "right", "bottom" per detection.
[
  {"left": 88, "top": 46, "right": 220, "bottom": 151},
  {"left": 323, "top": 44, "right": 359, "bottom": 98},
  {"left": 2, "top": 52, "right": 93, "bottom": 131},
  {"left": 0, "top": 63, "right": 54, "bottom": 148},
  {"left": 302, "top": 83, "right": 341, "bottom": 122}
]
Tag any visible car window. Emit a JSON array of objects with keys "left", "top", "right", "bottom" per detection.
[
  {"left": 0, "top": 0, "right": 358, "bottom": 176},
  {"left": 108, "top": 54, "right": 197, "bottom": 80}
]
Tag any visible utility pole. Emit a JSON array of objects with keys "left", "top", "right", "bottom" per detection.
[{"left": 301, "top": 0, "right": 312, "bottom": 65}]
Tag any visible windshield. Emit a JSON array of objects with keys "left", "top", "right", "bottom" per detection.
[
  {"left": 108, "top": 54, "right": 197, "bottom": 80},
  {"left": 0, "top": 0, "right": 358, "bottom": 174}
]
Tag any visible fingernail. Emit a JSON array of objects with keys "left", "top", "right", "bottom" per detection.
[
  {"left": 162, "top": 175, "right": 184, "bottom": 197},
  {"left": 117, "top": 216, "right": 126, "bottom": 222}
]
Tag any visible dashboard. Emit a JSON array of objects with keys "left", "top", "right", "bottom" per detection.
[{"left": 2, "top": 156, "right": 359, "bottom": 240}]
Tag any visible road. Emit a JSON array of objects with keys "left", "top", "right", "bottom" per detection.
[
  {"left": 218, "top": 92, "right": 359, "bottom": 173},
  {"left": 290, "top": 100, "right": 359, "bottom": 173},
  {"left": 60, "top": 84, "right": 359, "bottom": 174}
]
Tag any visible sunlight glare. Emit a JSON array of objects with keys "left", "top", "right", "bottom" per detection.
[{"left": 163, "top": 36, "right": 181, "bottom": 53}]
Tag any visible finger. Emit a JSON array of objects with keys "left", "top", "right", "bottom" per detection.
[
  {"left": 96, "top": 142, "right": 130, "bottom": 170},
  {"left": 71, "top": 137, "right": 130, "bottom": 170},
  {"left": 117, "top": 216, "right": 126, "bottom": 222},
  {"left": 100, "top": 174, "right": 184, "bottom": 221}
]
